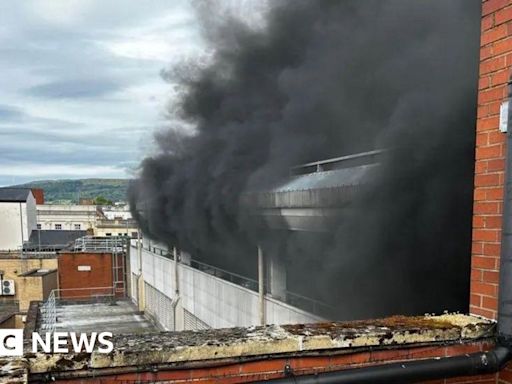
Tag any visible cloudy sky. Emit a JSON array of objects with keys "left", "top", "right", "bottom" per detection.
[{"left": 0, "top": 0, "right": 207, "bottom": 186}]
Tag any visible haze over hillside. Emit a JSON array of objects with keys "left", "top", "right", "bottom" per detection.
[{"left": 11, "top": 179, "right": 129, "bottom": 204}]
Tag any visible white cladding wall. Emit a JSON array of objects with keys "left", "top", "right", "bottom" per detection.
[
  {"left": 0, "top": 194, "right": 37, "bottom": 251},
  {"left": 25, "top": 194, "right": 37, "bottom": 238},
  {"left": 0, "top": 202, "right": 23, "bottom": 250},
  {"left": 130, "top": 244, "right": 322, "bottom": 328}
]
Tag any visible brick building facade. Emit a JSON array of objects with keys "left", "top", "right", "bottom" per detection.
[
  {"left": 467, "top": 1, "right": 512, "bottom": 382},
  {"left": 471, "top": 0, "right": 512, "bottom": 321},
  {"left": 58, "top": 252, "right": 126, "bottom": 299}
]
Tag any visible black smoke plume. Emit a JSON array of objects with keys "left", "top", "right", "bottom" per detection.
[{"left": 129, "top": 0, "right": 481, "bottom": 320}]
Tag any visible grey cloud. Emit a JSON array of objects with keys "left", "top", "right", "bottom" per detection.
[
  {"left": 0, "top": 0, "right": 202, "bottom": 182},
  {"left": 26, "top": 78, "right": 123, "bottom": 99},
  {"left": 0, "top": 104, "right": 24, "bottom": 121}
]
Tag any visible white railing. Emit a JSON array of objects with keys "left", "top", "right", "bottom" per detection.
[
  {"left": 72, "top": 236, "right": 126, "bottom": 252},
  {"left": 39, "top": 287, "right": 116, "bottom": 332},
  {"left": 40, "top": 290, "right": 56, "bottom": 332}
]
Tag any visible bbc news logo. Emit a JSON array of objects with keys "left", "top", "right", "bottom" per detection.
[{"left": 0, "top": 329, "right": 113, "bottom": 356}]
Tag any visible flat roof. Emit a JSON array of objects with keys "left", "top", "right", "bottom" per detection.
[{"left": 47, "top": 300, "right": 157, "bottom": 335}]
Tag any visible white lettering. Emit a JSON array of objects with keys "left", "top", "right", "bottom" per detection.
[
  {"left": 70, "top": 332, "right": 97, "bottom": 353},
  {"left": 97, "top": 332, "right": 113, "bottom": 353},
  {"left": 53, "top": 332, "right": 68, "bottom": 353},
  {"left": 32, "top": 332, "right": 51, "bottom": 353}
]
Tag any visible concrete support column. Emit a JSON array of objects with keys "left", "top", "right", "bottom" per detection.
[
  {"left": 258, "top": 246, "right": 266, "bottom": 326},
  {"left": 268, "top": 253, "right": 287, "bottom": 302},
  {"left": 137, "top": 229, "right": 145, "bottom": 312},
  {"left": 172, "top": 247, "right": 183, "bottom": 331}
]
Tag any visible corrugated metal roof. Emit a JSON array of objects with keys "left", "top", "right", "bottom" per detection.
[
  {"left": 271, "top": 163, "right": 378, "bottom": 193},
  {"left": 0, "top": 188, "right": 31, "bottom": 202}
]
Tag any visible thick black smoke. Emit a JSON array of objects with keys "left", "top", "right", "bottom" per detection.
[{"left": 129, "top": 0, "right": 481, "bottom": 319}]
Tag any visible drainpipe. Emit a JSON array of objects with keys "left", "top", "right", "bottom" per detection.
[
  {"left": 258, "top": 245, "right": 266, "bottom": 326},
  {"left": 137, "top": 229, "right": 145, "bottom": 311},
  {"left": 171, "top": 246, "right": 181, "bottom": 331},
  {"left": 19, "top": 202, "right": 24, "bottom": 256},
  {"left": 253, "top": 77, "right": 512, "bottom": 384}
]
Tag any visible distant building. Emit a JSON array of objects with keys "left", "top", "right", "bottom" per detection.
[
  {"left": 95, "top": 218, "right": 138, "bottom": 238},
  {"left": 0, "top": 188, "right": 37, "bottom": 251},
  {"left": 101, "top": 204, "right": 132, "bottom": 220},
  {"left": 0, "top": 230, "right": 85, "bottom": 313},
  {"left": 0, "top": 252, "right": 58, "bottom": 312},
  {"left": 36, "top": 204, "right": 97, "bottom": 231},
  {"left": 78, "top": 198, "right": 95, "bottom": 205}
]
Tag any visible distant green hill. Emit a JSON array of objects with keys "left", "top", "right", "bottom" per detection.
[{"left": 12, "top": 179, "right": 130, "bottom": 204}]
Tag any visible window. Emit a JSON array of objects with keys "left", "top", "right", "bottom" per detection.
[
  {"left": 74, "top": 224, "right": 81, "bottom": 230},
  {"left": 36, "top": 224, "right": 41, "bottom": 230},
  {"left": 55, "top": 224, "right": 62, "bottom": 230},
  {"left": 106, "top": 233, "right": 112, "bottom": 236}
]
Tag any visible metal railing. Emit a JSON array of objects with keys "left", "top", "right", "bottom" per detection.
[
  {"left": 284, "top": 290, "right": 335, "bottom": 318},
  {"left": 39, "top": 287, "right": 117, "bottom": 332},
  {"left": 40, "top": 290, "right": 56, "bottom": 332},
  {"left": 189, "top": 259, "right": 259, "bottom": 292},
  {"left": 144, "top": 245, "right": 170, "bottom": 258},
  {"left": 291, "top": 149, "right": 385, "bottom": 175},
  {"left": 72, "top": 236, "right": 127, "bottom": 252},
  {"left": 143, "top": 244, "right": 332, "bottom": 317},
  {"left": 21, "top": 244, "right": 70, "bottom": 253}
]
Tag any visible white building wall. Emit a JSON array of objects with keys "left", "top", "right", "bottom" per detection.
[
  {"left": 0, "top": 202, "right": 23, "bottom": 250},
  {"left": 24, "top": 193, "right": 37, "bottom": 239},
  {"left": 36, "top": 204, "right": 97, "bottom": 231},
  {"left": 0, "top": 193, "right": 37, "bottom": 251},
  {"left": 132, "top": 244, "right": 323, "bottom": 329},
  {"left": 101, "top": 207, "right": 132, "bottom": 220}
]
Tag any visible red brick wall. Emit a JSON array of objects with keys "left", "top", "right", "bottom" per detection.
[
  {"left": 473, "top": 1, "right": 512, "bottom": 382},
  {"left": 30, "top": 188, "right": 44, "bottom": 205},
  {"left": 471, "top": 0, "right": 512, "bottom": 320},
  {"left": 49, "top": 341, "right": 496, "bottom": 384},
  {"left": 58, "top": 252, "right": 114, "bottom": 299}
]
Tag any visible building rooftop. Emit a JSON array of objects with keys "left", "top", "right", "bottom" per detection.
[
  {"left": 271, "top": 163, "right": 378, "bottom": 193},
  {"left": 47, "top": 300, "right": 157, "bottom": 335},
  {"left": 0, "top": 188, "right": 31, "bottom": 203},
  {"left": 24, "top": 230, "right": 87, "bottom": 251}
]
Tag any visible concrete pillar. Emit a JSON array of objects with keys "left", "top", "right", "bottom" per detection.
[
  {"left": 258, "top": 246, "right": 266, "bottom": 326},
  {"left": 172, "top": 247, "right": 183, "bottom": 331},
  {"left": 137, "top": 229, "right": 145, "bottom": 312},
  {"left": 268, "top": 253, "right": 287, "bottom": 302}
]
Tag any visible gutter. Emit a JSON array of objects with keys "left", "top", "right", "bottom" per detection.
[{"left": 252, "top": 77, "right": 512, "bottom": 384}]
